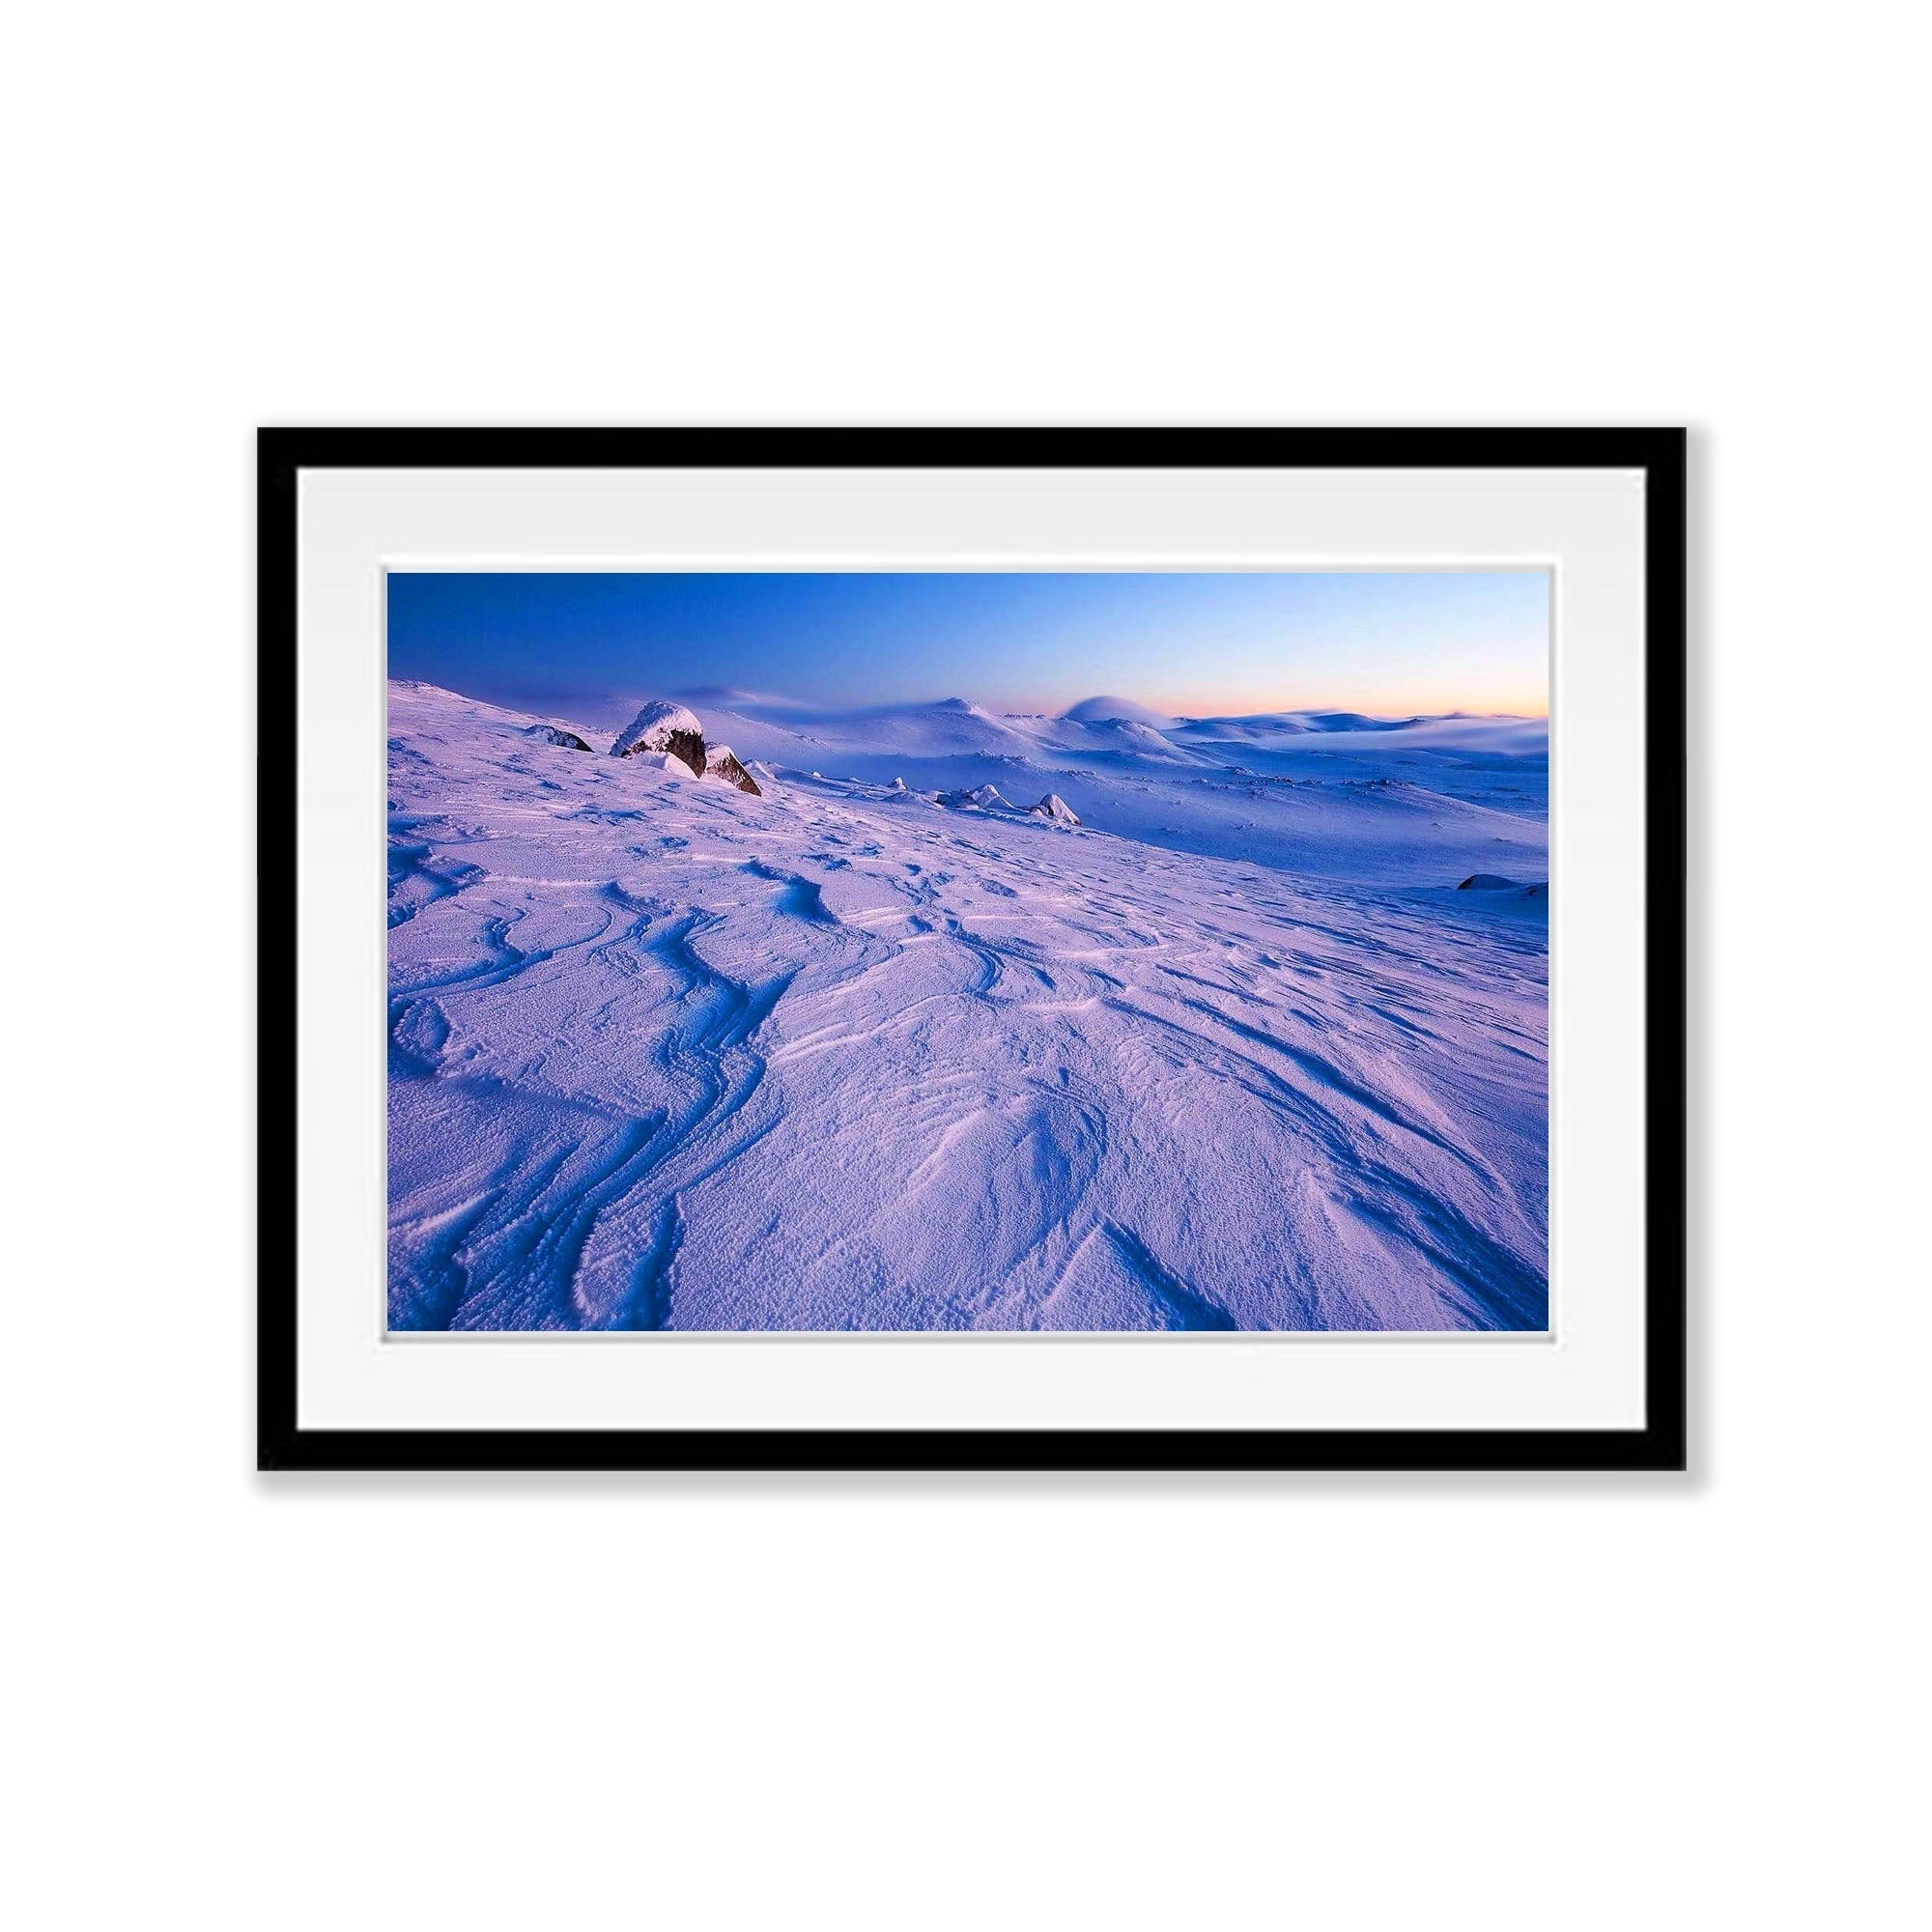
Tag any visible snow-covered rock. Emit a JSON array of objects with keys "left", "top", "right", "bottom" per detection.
[
  {"left": 612, "top": 699, "right": 705, "bottom": 776},
  {"left": 524, "top": 724, "right": 592, "bottom": 752},
  {"left": 704, "top": 745, "right": 762, "bottom": 795},
  {"left": 1028, "top": 792, "right": 1081, "bottom": 826},
  {"left": 941, "top": 781, "right": 1012, "bottom": 811}
]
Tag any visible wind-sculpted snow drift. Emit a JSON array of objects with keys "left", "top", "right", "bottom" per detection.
[{"left": 387, "top": 681, "right": 1548, "bottom": 1330}]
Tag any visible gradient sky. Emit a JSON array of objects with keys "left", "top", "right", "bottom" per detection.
[{"left": 387, "top": 571, "right": 1548, "bottom": 718}]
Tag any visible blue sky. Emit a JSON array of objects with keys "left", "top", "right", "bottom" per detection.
[{"left": 387, "top": 571, "right": 1548, "bottom": 718}]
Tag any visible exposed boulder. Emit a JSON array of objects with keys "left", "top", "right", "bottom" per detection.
[
  {"left": 1456, "top": 873, "right": 1518, "bottom": 891},
  {"left": 1028, "top": 792, "right": 1080, "bottom": 826},
  {"left": 524, "top": 724, "right": 592, "bottom": 752},
  {"left": 704, "top": 745, "right": 762, "bottom": 795},
  {"left": 612, "top": 699, "right": 705, "bottom": 777}
]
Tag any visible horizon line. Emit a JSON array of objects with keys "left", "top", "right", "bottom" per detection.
[{"left": 394, "top": 675, "right": 1548, "bottom": 724}]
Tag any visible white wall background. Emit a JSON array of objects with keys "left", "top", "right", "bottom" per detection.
[{"left": 6, "top": 5, "right": 1923, "bottom": 1927}]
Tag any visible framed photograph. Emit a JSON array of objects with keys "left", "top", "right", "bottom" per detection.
[{"left": 260, "top": 428, "right": 1685, "bottom": 1470}]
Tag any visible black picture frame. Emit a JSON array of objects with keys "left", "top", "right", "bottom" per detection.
[{"left": 258, "top": 427, "right": 1686, "bottom": 1473}]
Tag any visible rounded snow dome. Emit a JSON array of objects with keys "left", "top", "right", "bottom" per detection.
[{"left": 1061, "top": 695, "right": 1177, "bottom": 729}]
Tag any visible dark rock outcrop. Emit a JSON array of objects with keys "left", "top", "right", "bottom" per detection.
[
  {"left": 705, "top": 746, "right": 762, "bottom": 796},
  {"left": 659, "top": 732, "right": 705, "bottom": 777},
  {"left": 524, "top": 724, "right": 592, "bottom": 752}
]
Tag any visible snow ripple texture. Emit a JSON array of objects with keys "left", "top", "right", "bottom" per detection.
[{"left": 386, "top": 682, "right": 1548, "bottom": 1331}]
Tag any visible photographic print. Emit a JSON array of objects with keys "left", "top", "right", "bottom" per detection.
[{"left": 386, "top": 568, "right": 1550, "bottom": 1334}]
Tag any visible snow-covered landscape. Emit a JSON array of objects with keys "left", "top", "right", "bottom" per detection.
[{"left": 387, "top": 672, "right": 1548, "bottom": 1332}]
